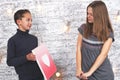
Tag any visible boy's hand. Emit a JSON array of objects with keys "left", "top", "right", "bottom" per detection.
[{"left": 26, "top": 53, "right": 36, "bottom": 61}]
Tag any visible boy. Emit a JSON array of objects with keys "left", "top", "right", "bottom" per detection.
[{"left": 7, "top": 9, "right": 44, "bottom": 80}]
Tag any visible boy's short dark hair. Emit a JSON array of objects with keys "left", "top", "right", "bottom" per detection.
[{"left": 14, "top": 9, "right": 31, "bottom": 25}]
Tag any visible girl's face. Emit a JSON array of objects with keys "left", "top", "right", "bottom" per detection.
[
  {"left": 17, "top": 13, "right": 32, "bottom": 31},
  {"left": 87, "top": 7, "right": 94, "bottom": 23}
]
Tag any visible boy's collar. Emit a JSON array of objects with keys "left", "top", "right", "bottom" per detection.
[{"left": 17, "top": 29, "right": 29, "bottom": 34}]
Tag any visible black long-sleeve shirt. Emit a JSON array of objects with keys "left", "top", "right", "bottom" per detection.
[{"left": 7, "top": 29, "right": 44, "bottom": 80}]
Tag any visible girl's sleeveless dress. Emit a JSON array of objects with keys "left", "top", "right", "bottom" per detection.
[{"left": 78, "top": 24, "right": 114, "bottom": 80}]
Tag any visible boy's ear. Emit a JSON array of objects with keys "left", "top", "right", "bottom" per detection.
[{"left": 16, "top": 19, "right": 21, "bottom": 25}]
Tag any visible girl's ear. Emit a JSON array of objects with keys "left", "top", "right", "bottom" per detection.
[{"left": 16, "top": 19, "right": 21, "bottom": 25}]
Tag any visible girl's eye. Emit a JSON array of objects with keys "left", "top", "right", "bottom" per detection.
[{"left": 87, "top": 13, "right": 93, "bottom": 16}]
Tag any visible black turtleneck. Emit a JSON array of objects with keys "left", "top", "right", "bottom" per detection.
[{"left": 7, "top": 29, "right": 44, "bottom": 80}]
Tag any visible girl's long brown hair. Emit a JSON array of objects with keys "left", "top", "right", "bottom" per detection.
[{"left": 84, "top": 1, "right": 113, "bottom": 42}]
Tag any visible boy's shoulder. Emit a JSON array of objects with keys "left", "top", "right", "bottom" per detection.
[
  {"left": 8, "top": 32, "right": 37, "bottom": 42},
  {"left": 8, "top": 33, "right": 17, "bottom": 42},
  {"left": 29, "top": 34, "right": 37, "bottom": 39}
]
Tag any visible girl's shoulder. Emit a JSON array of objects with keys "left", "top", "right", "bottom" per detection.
[{"left": 78, "top": 23, "right": 86, "bottom": 35}]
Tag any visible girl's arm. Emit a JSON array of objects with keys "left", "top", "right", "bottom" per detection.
[
  {"left": 76, "top": 33, "right": 83, "bottom": 78},
  {"left": 82, "top": 38, "right": 113, "bottom": 77}
]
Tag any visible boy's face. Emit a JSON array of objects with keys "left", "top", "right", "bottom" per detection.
[{"left": 17, "top": 13, "right": 32, "bottom": 31}]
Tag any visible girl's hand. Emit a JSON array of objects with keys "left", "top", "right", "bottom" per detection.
[
  {"left": 76, "top": 70, "right": 84, "bottom": 79},
  {"left": 81, "top": 71, "right": 92, "bottom": 80}
]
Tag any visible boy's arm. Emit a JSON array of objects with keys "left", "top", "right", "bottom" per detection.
[{"left": 7, "top": 39, "right": 28, "bottom": 67}]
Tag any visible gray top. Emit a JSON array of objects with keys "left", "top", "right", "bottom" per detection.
[{"left": 78, "top": 24, "right": 114, "bottom": 80}]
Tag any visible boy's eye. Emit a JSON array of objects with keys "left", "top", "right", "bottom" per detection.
[{"left": 27, "top": 19, "right": 32, "bottom": 21}]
